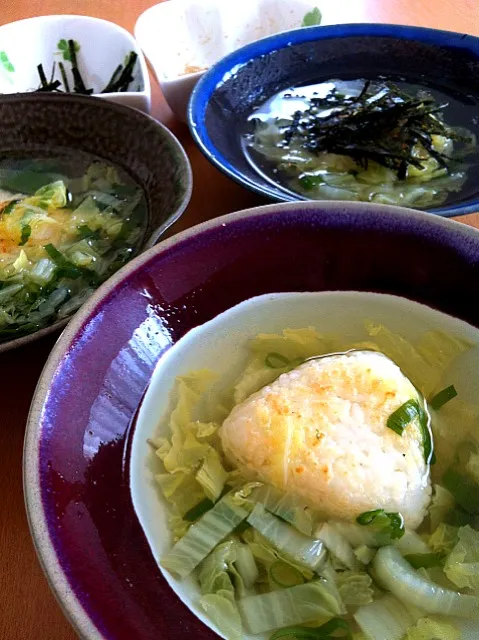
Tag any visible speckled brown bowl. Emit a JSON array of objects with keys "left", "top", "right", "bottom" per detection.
[{"left": 0, "top": 92, "right": 192, "bottom": 353}]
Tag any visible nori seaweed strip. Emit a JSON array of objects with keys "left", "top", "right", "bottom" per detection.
[
  {"left": 278, "top": 82, "right": 462, "bottom": 178},
  {"left": 36, "top": 63, "right": 61, "bottom": 92},
  {"left": 37, "top": 64, "right": 48, "bottom": 89},
  {"left": 59, "top": 62, "right": 70, "bottom": 92},
  {"left": 101, "top": 64, "right": 123, "bottom": 93},
  {"left": 104, "top": 52, "right": 138, "bottom": 93},
  {"left": 68, "top": 39, "right": 93, "bottom": 95}
]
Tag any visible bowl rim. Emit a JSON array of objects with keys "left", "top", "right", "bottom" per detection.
[
  {"left": 23, "top": 199, "right": 479, "bottom": 640},
  {"left": 188, "top": 21, "right": 479, "bottom": 217},
  {"left": 0, "top": 13, "right": 152, "bottom": 98},
  {"left": 0, "top": 91, "right": 193, "bottom": 354}
]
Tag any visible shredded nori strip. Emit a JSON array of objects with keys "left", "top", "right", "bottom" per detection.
[
  {"left": 430, "top": 384, "right": 458, "bottom": 410},
  {"left": 36, "top": 63, "right": 61, "bottom": 92},
  {"left": 277, "top": 82, "right": 466, "bottom": 179},
  {"left": 68, "top": 39, "right": 93, "bottom": 95},
  {"left": 34, "top": 41, "right": 137, "bottom": 95},
  {"left": 102, "top": 52, "right": 138, "bottom": 93}
]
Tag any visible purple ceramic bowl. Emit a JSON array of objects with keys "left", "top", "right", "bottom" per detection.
[{"left": 24, "top": 201, "right": 479, "bottom": 640}]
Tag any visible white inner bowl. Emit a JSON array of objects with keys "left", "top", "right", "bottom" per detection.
[
  {"left": 130, "top": 290, "right": 479, "bottom": 639},
  {"left": 134, "top": 0, "right": 322, "bottom": 120},
  {"left": 0, "top": 15, "right": 151, "bottom": 113}
]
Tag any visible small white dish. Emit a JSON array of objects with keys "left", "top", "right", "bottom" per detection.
[
  {"left": 134, "top": 0, "right": 323, "bottom": 121},
  {"left": 0, "top": 15, "right": 151, "bottom": 113}
]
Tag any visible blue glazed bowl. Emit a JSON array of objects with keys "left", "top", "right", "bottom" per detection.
[{"left": 188, "top": 23, "right": 479, "bottom": 217}]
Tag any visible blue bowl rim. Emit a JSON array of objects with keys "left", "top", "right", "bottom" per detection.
[{"left": 188, "top": 22, "right": 479, "bottom": 217}]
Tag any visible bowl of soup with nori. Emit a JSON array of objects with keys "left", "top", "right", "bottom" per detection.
[
  {"left": 189, "top": 23, "right": 479, "bottom": 215},
  {"left": 0, "top": 92, "right": 192, "bottom": 352}
]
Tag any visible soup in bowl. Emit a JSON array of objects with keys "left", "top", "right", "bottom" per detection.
[
  {"left": 24, "top": 201, "right": 479, "bottom": 640},
  {"left": 131, "top": 290, "right": 479, "bottom": 639},
  {"left": 189, "top": 23, "right": 479, "bottom": 216}
]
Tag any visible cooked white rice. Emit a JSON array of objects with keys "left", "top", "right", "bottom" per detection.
[{"left": 220, "top": 350, "right": 431, "bottom": 529}]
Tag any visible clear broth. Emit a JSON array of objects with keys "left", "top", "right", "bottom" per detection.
[{"left": 242, "top": 77, "right": 479, "bottom": 209}]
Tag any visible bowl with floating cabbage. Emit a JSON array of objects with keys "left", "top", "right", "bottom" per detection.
[
  {"left": 24, "top": 200, "right": 479, "bottom": 640},
  {"left": 0, "top": 92, "right": 192, "bottom": 352},
  {"left": 189, "top": 23, "right": 479, "bottom": 215}
]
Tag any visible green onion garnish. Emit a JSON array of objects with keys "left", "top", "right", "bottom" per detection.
[
  {"left": 430, "top": 384, "right": 458, "bottom": 411},
  {"left": 356, "top": 509, "right": 405, "bottom": 540},
  {"left": 3, "top": 199, "right": 20, "bottom": 215},
  {"left": 445, "top": 506, "right": 475, "bottom": 527},
  {"left": 386, "top": 399, "right": 434, "bottom": 464},
  {"left": 442, "top": 467, "right": 479, "bottom": 514},
  {"left": 386, "top": 399, "right": 420, "bottom": 435},
  {"left": 58, "top": 61, "right": 70, "bottom": 92},
  {"left": 269, "top": 561, "right": 304, "bottom": 588},
  {"left": 265, "top": 352, "right": 291, "bottom": 369},
  {"left": 44, "top": 243, "right": 83, "bottom": 280},
  {"left": 77, "top": 224, "right": 102, "bottom": 241},
  {"left": 315, "top": 618, "right": 352, "bottom": 639},
  {"left": 68, "top": 39, "right": 93, "bottom": 95},
  {"left": 270, "top": 627, "right": 319, "bottom": 640},
  {"left": 183, "top": 498, "right": 214, "bottom": 522},
  {"left": 404, "top": 553, "right": 443, "bottom": 569},
  {"left": 19, "top": 224, "right": 31, "bottom": 246},
  {"left": 270, "top": 618, "right": 352, "bottom": 640},
  {"left": 417, "top": 403, "right": 434, "bottom": 465}
]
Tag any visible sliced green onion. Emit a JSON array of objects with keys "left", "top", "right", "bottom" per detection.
[
  {"left": 238, "top": 579, "right": 345, "bottom": 634},
  {"left": 44, "top": 243, "right": 83, "bottom": 280},
  {"left": 373, "top": 545, "right": 479, "bottom": 618},
  {"left": 356, "top": 509, "right": 405, "bottom": 540},
  {"left": 265, "top": 352, "right": 291, "bottom": 368},
  {"left": 404, "top": 553, "right": 443, "bottom": 569},
  {"left": 270, "top": 618, "right": 352, "bottom": 639},
  {"left": 248, "top": 504, "right": 326, "bottom": 572},
  {"left": 442, "top": 467, "right": 479, "bottom": 514},
  {"left": 269, "top": 626, "right": 319, "bottom": 640},
  {"left": 19, "top": 223, "right": 31, "bottom": 246},
  {"left": 387, "top": 399, "right": 419, "bottom": 435},
  {"left": 184, "top": 498, "right": 214, "bottom": 522},
  {"left": 417, "top": 403, "right": 434, "bottom": 465},
  {"left": 385, "top": 397, "right": 434, "bottom": 464},
  {"left": 430, "top": 384, "right": 458, "bottom": 410},
  {"left": 3, "top": 199, "right": 20, "bottom": 215},
  {"left": 161, "top": 494, "right": 249, "bottom": 579},
  {"left": 0, "top": 283, "right": 23, "bottom": 301},
  {"left": 269, "top": 561, "right": 304, "bottom": 588},
  {"left": 76, "top": 224, "right": 102, "bottom": 241},
  {"left": 314, "top": 617, "right": 352, "bottom": 638}
]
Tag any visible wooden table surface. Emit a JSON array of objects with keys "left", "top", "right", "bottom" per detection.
[{"left": 1, "top": 1, "right": 479, "bottom": 638}]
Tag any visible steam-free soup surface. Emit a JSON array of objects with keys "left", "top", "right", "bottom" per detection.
[
  {"left": 152, "top": 320, "right": 479, "bottom": 639},
  {"left": 0, "top": 153, "right": 147, "bottom": 342},
  {"left": 243, "top": 78, "right": 479, "bottom": 209}
]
